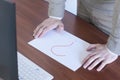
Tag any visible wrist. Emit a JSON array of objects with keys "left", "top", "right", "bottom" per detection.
[{"left": 105, "top": 45, "right": 118, "bottom": 56}]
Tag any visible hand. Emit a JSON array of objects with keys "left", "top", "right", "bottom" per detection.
[
  {"left": 33, "top": 18, "right": 64, "bottom": 38},
  {"left": 83, "top": 44, "right": 118, "bottom": 72}
]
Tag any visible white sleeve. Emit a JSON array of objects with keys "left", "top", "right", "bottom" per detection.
[{"left": 49, "top": 16, "right": 63, "bottom": 20}]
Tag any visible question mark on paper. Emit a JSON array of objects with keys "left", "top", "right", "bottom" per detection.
[{"left": 51, "top": 42, "right": 74, "bottom": 56}]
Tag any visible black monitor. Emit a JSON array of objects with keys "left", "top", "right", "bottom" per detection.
[{"left": 0, "top": 0, "right": 18, "bottom": 80}]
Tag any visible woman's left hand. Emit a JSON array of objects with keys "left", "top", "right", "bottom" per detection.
[{"left": 83, "top": 44, "right": 118, "bottom": 72}]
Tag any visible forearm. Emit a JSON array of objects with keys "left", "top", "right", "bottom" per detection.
[
  {"left": 106, "top": 0, "right": 120, "bottom": 55},
  {"left": 47, "top": 0, "right": 66, "bottom": 18}
]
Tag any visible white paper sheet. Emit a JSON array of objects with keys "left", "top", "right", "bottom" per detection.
[{"left": 28, "top": 30, "right": 90, "bottom": 71}]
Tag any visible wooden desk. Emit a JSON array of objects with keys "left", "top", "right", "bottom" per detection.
[{"left": 16, "top": 0, "right": 120, "bottom": 80}]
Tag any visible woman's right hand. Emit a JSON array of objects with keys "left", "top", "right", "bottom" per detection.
[{"left": 33, "top": 18, "right": 64, "bottom": 38}]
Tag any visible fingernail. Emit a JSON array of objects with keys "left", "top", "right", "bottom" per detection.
[
  {"left": 97, "top": 69, "right": 101, "bottom": 72},
  {"left": 83, "top": 65, "right": 87, "bottom": 69},
  {"left": 88, "top": 67, "right": 92, "bottom": 70}
]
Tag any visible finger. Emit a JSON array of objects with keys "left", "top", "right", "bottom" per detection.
[
  {"left": 97, "top": 61, "right": 107, "bottom": 72},
  {"left": 38, "top": 24, "right": 57, "bottom": 38},
  {"left": 34, "top": 26, "right": 46, "bottom": 38},
  {"left": 33, "top": 24, "right": 43, "bottom": 36},
  {"left": 38, "top": 22, "right": 61, "bottom": 38},
  {"left": 82, "top": 51, "right": 97, "bottom": 64},
  {"left": 83, "top": 54, "right": 100, "bottom": 69},
  {"left": 87, "top": 44, "right": 99, "bottom": 51},
  {"left": 88, "top": 58, "right": 104, "bottom": 70},
  {"left": 33, "top": 23, "right": 43, "bottom": 33},
  {"left": 33, "top": 20, "right": 51, "bottom": 36},
  {"left": 38, "top": 26, "right": 49, "bottom": 38}
]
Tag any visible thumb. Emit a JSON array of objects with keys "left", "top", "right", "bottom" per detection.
[{"left": 56, "top": 23, "right": 64, "bottom": 32}]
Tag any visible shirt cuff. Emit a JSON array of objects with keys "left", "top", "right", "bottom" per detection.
[
  {"left": 49, "top": 16, "right": 63, "bottom": 20},
  {"left": 105, "top": 45, "right": 118, "bottom": 55}
]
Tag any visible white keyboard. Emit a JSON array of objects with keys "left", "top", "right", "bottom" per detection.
[{"left": 17, "top": 52, "right": 54, "bottom": 80}]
